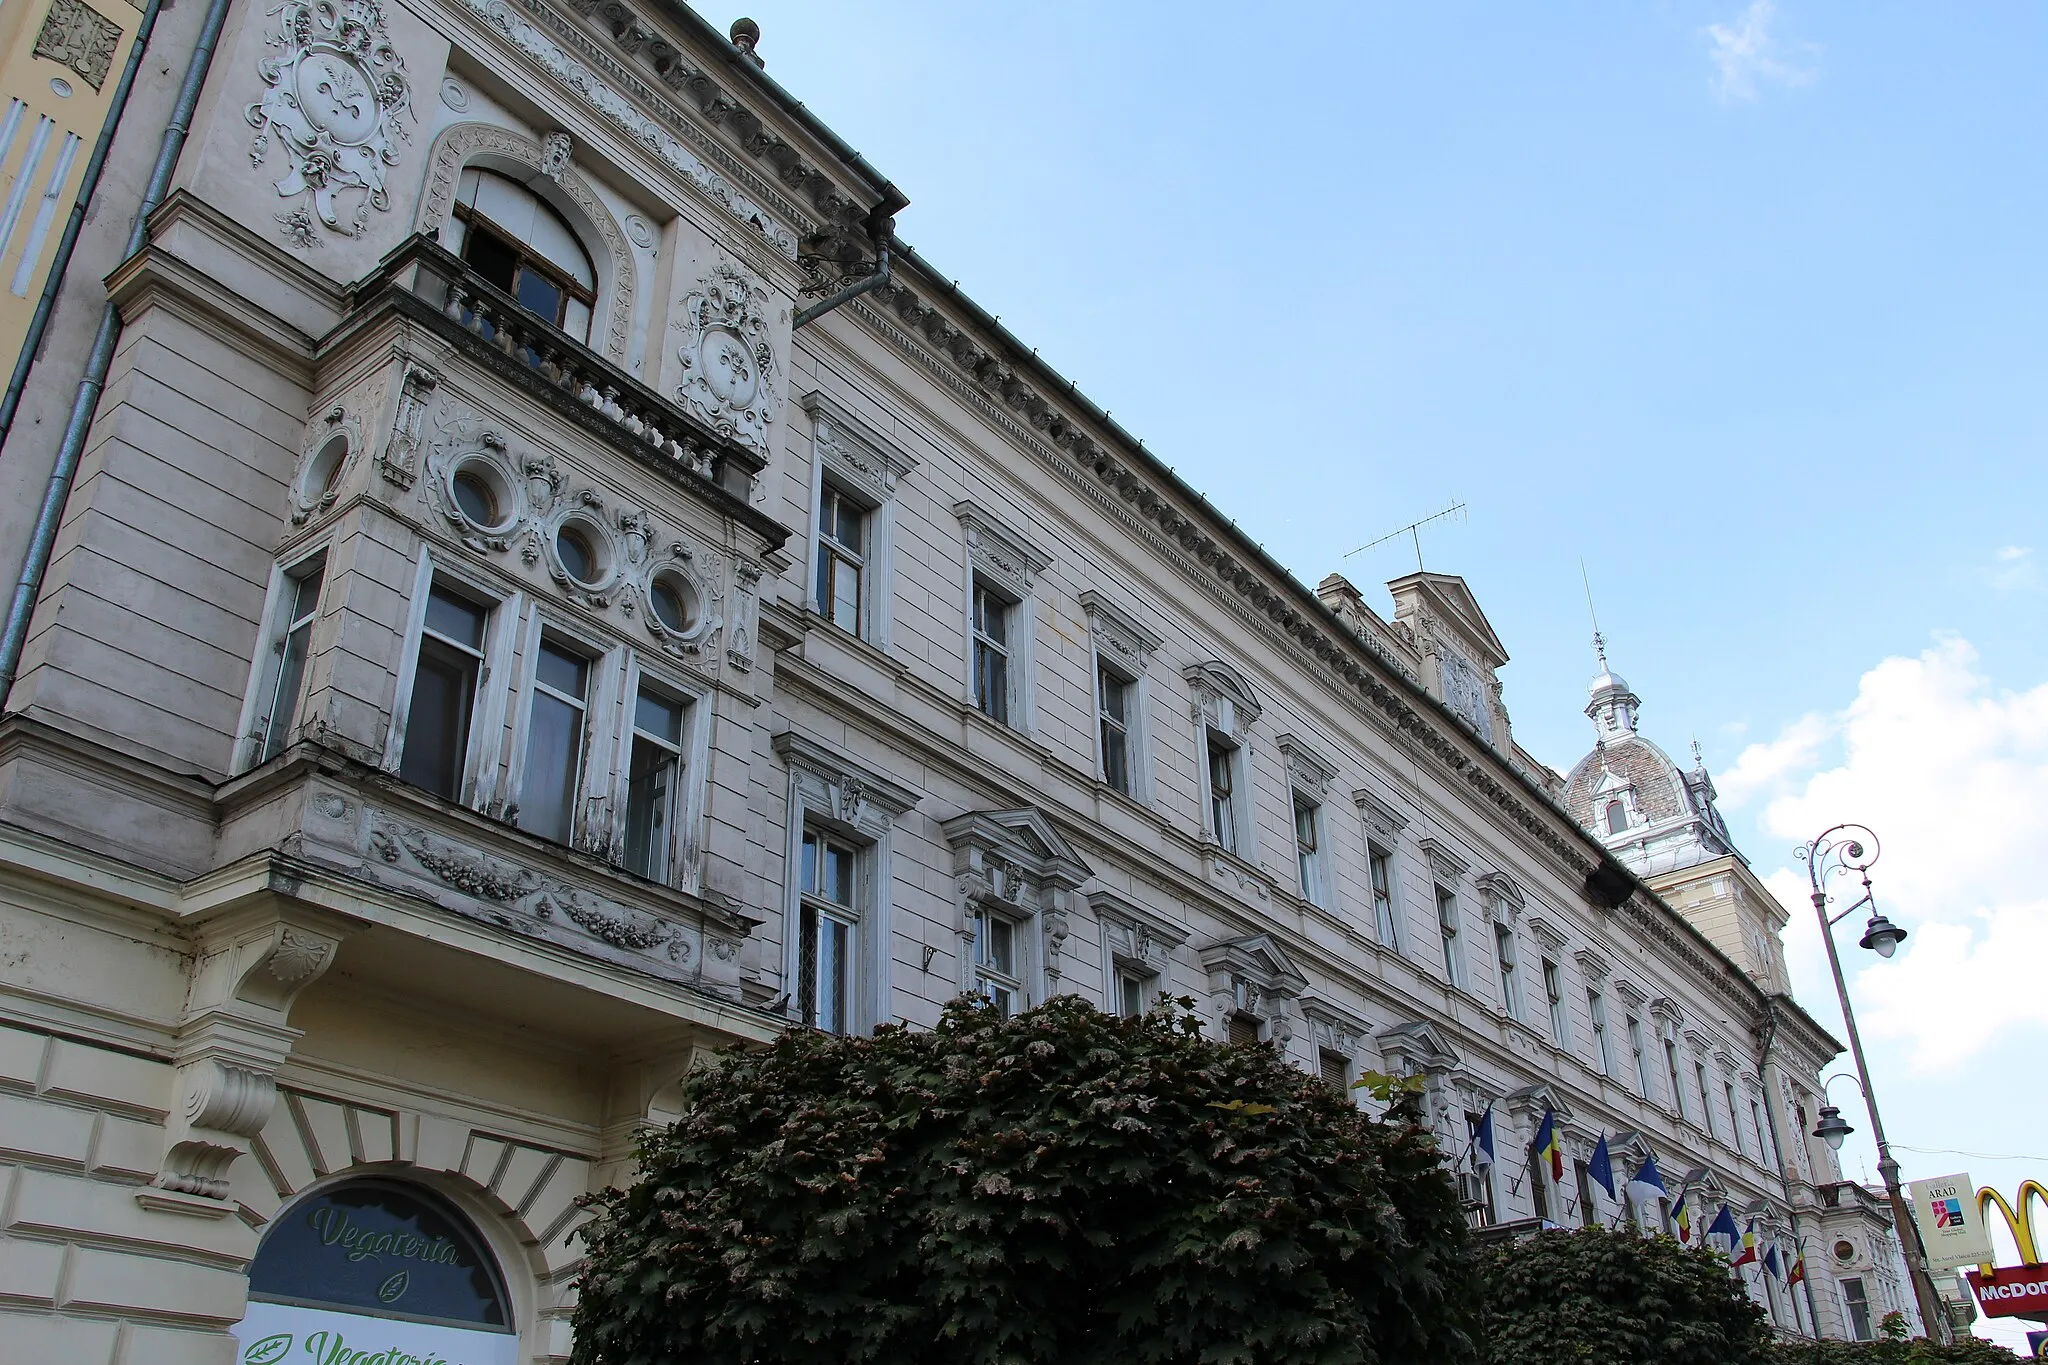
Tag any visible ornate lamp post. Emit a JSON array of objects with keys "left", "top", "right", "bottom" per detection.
[{"left": 1798, "top": 824, "right": 1948, "bottom": 1343}]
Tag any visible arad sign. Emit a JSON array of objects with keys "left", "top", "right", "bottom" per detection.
[
  {"left": 1965, "top": 1265, "right": 2048, "bottom": 1320},
  {"left": 234, "top": 1301, "right": 519, "bottom": 1365}
]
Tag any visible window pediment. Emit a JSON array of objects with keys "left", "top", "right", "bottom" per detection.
[
  {"left": 1275, "top": 733, "right": 1339, "bottom": 800},
  {"left": 1503, "top": 1081, "right": 1572, "bottom": 1125},
  {"left": 1091, "top": 888, "right": 1188, "bottom": 974},
  {"left": 1418, "top": 836, "right": 1469, "bottom": 884},
  {"left": 1376, "top": 1019, "right": 1461, "bottom": 1073},
  {"left": 1183, "top": 660, "right": 1261, "bottom": 738},
  {"left": 1078, "top": 589, "right": 1161, "bottom": 673},
  {"left": 953, "top": 498, "right": 1050, "bottom": 598},
  {"left": 803, "top": 390, "right": 917, "bottom": 503},
  {"left": 773, "top": 731, "right": 921, "bottom": 837},
  {"left": 1300, "top": 997, "right": 1372, "bottom": 1058},
  {"left": 1528, "top": 915, "right": 1567, "bottom": 954},
  {"left": 1476, "top": 870, "right": 1523, "bottom": 921},
  {"left": 1353, "top": 788, "right": 1408, "bottom": 846},
  {"left": 1574, "top": 947, "right": 1611, "bottom": 981}
]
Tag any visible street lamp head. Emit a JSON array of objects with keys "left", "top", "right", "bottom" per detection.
[
  {"left": 1859, "top": 913, "right": 1908, "bottom": 959},
  {"left": 1813, "top": 1103, "right": 1854, "bottom": 1151}
]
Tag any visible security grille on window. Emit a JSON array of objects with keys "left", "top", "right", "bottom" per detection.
[
  {"left": 1436, "top": 886, "right": 1463, "bottom": 988},
  {"left": 517, "top": 638, "right": 588, "bottom": 845},
  {"left": 400, "top": 585, "right": 491, "bottom": 802},
  {"left": 1293, "top": 794, "right": 1324, "bottom": 905},
  {"left": 1543, "top": 959, "right": 1569, "bottom": 1047},
  {"left": 1494, "top": 924, "right": 1520, "bottom": 1019},
  {"left": 624, "top": 688, "right": 686, "bottom": 882},
  {"left": 1207, "top": 737, "right": 1240, "bottom": 854},
  {"left": 972, "top": 907, "right": 1021, "bottom": 1015},
  {"left": 1368, "top": 844, "right": 1398, "bottom": 947},
  {"left": 797, "top": 829, "right": 857, "bottom": 1034},
  {"left": 256, "top": 556, "right": 326, "bottom": 764},
  {"left": 1589, "top": 989, "right": 1613, "bottom": 1075},
  {"left": 971, "top": 580, "right": 1011, "bottom": 725},
  {"left": 1098, "top": 663, "right": 1132, "bottom": 795},
  {"left": 814, "top": 484, "right": 866, "bottom": 634}
]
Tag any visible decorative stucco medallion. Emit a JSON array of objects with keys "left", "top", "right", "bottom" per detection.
[
  {"left": 672, "top": 261, "right": 780, "bottom": 456},
  {"left": 246, "top": 0, "right": 414, "bottom": 242},
  {"left": 33, "top": 0, "right": 121, "bottom": 91}
]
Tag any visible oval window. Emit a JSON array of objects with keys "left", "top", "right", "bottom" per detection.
[
  {"left": 556, "top": 525, "right": 598, "bottom": 585},
  {"left": 452, "top": 468, "right": 501, "bottom": 527},
  {"left": 247, "top": 1178, "right": 513, "bottom": 1331},
  {"left": 649, "top": 573, "right": 696, "bottom": 634}
]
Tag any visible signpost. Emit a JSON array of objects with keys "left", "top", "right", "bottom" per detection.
[{"left": 1911, "top": 1173, "right": 1997, "bottom": 1273}]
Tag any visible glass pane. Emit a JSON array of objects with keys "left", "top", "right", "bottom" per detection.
[
  {"left": 534, "top": 640, "right": 586, "bottom": 700},
  {"left": 518, "top": 690, "right": 581, "bottom": 844},
  {"left": 461, "top": 222, "right": 519, "bottom": 295},
  {"left": 514, "top": 266, "right": 566, "bottom": 325},
  {"left": 1119, "top": 973, "right": 1143, "bottom": 1018},
  {"left": 247, "top": 1179, "right": 511, "bottom": 1329},
  {"left": 624, "top": 740, "right": 677, "bottom": 880},
  {"left": 635, "top": 688, "right": 684, "bottom": 746},
  {"left": 830, "top": 556, "right": 860, "bottom": 632},
  {"left": 974, "top": 587, "right": 1007, "bottom": 645},
  {"left": 288, "top": 561, "right": 326, "bottom": 624},
  {"left": 400, "top": 640, "right": 476, "bottom": 801},
  {"left": 982, "top": 979, "right": 1014, "bottom": 1017},
  {"left": 816, "top": 915, "right": 850, "bottom": 1034},
  {"left": 452, "top": 471, "right": 498, "bottom": 527},
  {"left": 974, "top": 643, "right": 1008, "bottom": 723},
  {"left": 562, "top": 298, "right": 592, "bottom": 344},
  {"left": 823, "top": 841, "right": 855, "bottom": 907},
  {"left": 425, "top": 587, "right": 486, "bottom": 650},
  {"left": 260, "top": 619, "right": 315, "bottom": 763},
  {"left": 1101, "top": 720, "right": 1128, "bottom": 793},
  {"left": 800, "top": 831, "right": 818, "bottom": 896},
  {"left": 1098, "top": 667, "right": 1126, "bottom": 724},
  {"left": 1294, "top": 799, "right": 1317, "bottom": 852},
  {"left": 988, "top": 916, "right": 1013, "bottom": 973}
]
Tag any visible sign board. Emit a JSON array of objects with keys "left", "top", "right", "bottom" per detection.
[
  {"left": 233, "top": 1301, "right": 520, "bottom": 1365},
  {"left": 1912, "top": 1173, "right": 1997, "bottom": 1272},
  {"left": 1966, "top": 1266, "right": 2048, "bottom": 1321}
]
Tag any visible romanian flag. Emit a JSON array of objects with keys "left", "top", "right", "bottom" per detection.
[
  {"left": 1733, "top": 1219, "right": 1760, "bottom": 1268},
  {"left": 1672, "top": 1192, "right": 1692, "bottom": 1243},
  {"left": 1533, "top": 1110, "right": 1564, "bottom": 1183},
  {"left": 1788, "top": 1249, "right": 1807, "bottom": 1287}
]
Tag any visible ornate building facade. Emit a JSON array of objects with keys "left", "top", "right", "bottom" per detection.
[{"left": 0, "top": 1, "right": 1907, "bottom": 1359}]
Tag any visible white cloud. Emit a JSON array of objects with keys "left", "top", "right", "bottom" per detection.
[
  {"left": 1989, "top": 545, "right": 2040, "bottom": 592},
  {"left": 1703, "top": 1, "right": 1818, "bottom": 101},
  {"left": 1745, "top": 637, "right": 2048, "bottom": 1070},
  {"left": 1716, "top": 710, "right": 1833, "bottom": 809}
]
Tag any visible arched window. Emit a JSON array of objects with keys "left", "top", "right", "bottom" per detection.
[
  {"left": 448, "top": 168, "right": 596, "bottom": 344},
  {"left": 1604, "top": 800, "right": 1628, "bottom": 835},
  {"left": 247, "top": 1178, "right": 513, "bottom": 1332}
]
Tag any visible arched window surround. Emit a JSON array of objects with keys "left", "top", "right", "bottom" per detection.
[{"left": 417, "top": 123, "right": 639, "bottom": 366}]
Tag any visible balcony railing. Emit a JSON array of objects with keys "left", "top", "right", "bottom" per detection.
[{"left": 342, "top": 234, "right": 768, "bottom": 511}]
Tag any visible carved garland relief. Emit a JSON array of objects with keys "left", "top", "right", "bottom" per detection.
[
  {"left": 671, "top": 260, "right": 781, "bottom": 458},
  {"left": 416, "top": 122, "right": 637, "bottom": 365},
  {"left": 247, "top": 0, "right": 414, "bottom": 245}
]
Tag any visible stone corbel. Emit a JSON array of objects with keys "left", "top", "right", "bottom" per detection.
[{"left": 154, "top": 906, "right": 364, "bottom": 1205}]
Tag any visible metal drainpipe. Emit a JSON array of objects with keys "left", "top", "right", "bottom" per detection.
[
  {"left": 792, "top": 203, "right": 899, "bottom": 331},
  {"left": 0, "top": 0, "right": 233, "bottom": 708},
  {"left": 0, "top": 0, "right": 165, "bottom": 447},
  {"left": 1761, "top": 1001, "right": 1829, "bottom": 1337}
]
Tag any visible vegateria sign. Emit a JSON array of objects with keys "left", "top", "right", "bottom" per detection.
[
  {"left": 1966, "top": 1266, "right": 2048, "bottom": 1320},
  {"left": 233, "top": 1301, "right": 519, "bottom": 1365}
]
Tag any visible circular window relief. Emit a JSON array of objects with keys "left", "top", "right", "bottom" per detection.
[
  {"left": 446, "top": 458, "right": 516, "bottom": 535},
  {"left": 647, "top": 571, "right": 699, "bottom": 636},
  {"left": 552, "top": 518, "right": 613, "bottom": 590},
  {"left": 293, "top": 432, "right": 350, "bottom": 522},
  {"left": 1834, "top": 1239, "right": 1858, "bottom": 1262}
]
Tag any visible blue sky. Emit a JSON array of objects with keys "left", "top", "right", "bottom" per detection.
[{"left": 739, "top": 0, "right": 2047, "bottom": 1335}]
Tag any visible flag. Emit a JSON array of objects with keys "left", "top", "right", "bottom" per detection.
[
  {"left": 1764, "top": 1244, "right": 1782, "bottom": 1279},
  {"left": 1628, "top": 1153, "right": 1669, "bottom": 1204},
  {"left": 1672, "top": 1192, "right": 1693, "bottom": 1243},
  {"left": 1588, "top": 1135, "right": 1616, "bottom": 1199},
  {"left": 1707, "top": 1204, "right": 1741, "bottom": 1256},
  {"left": 1470, "top": 1107, "right": 1496, "bottom": 1170},
  {"left": 1788, "top": 1249, "right": 1807, "bottom": 1288},
  {"left": 1733, "top": 1219, "right": 1760, "bottom": 1268},
  {"left": 1533, "top": 1110, "right": 1564, "bottom": 1183}
]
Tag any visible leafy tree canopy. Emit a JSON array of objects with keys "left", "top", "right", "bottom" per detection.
[
  {"left": 571, "top": 996, "right": 1476, "bottom": 1365},
  {"left": 1765, "top": 1332, "right": 2024, "bottom": 1364}
]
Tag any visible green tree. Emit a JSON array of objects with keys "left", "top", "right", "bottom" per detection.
[
  {"left": 1474, "top": 1224, "right": 1773, "bottom": 1365},
  {"left": 570, "top": 996, "right": 1476, "bottom": 1365},
  {"left": 1765, "top": 1332, "right": 2024, "bottom": 1364}
]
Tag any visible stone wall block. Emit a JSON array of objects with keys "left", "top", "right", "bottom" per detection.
[
  {"left": 0, "top": 1235, "right": 65, "bottom": 1303},
  {"left": 9, "top": 1170, "right": 253, "bottom": 1262},
  {"left": 0, "top": 1308, "right": 120, "bottom": 1361},
  {"left": 0, "top": 1093, "right": 95, "bottom": 1166},
  {"left": 405, "top": 1112, "right": 471, "bottom": 1175},
  {"left": 0, "top": 1025, "right": 47, "bottom": 1090},
  {"left": 520, "top": 1155, "right": 591, "bottom": 1252},
  {"left": 112, "top": 1322, "right": 240, "bottom": 1365},
  {"left": 91, "top": 1115, "right": 167, "bottom": 1183},
  {"left": 40, "top": 1042, "right": 172, "bottom": 1122},
  {"left": 460, "top": 1135, "right": 510, "bottom": 1194},
  {"left": 249, "top": 1104, "right": 315, "bottom": 1200},
  {"left": 493, "top": 1146, "right": 555, "bottom": 1216},
  {"left": 293, "top": 1094, "right": 354, "bottom": 1176},
  {"left": 61, "top": 1245, "right": 248, "bottom": 1324}
]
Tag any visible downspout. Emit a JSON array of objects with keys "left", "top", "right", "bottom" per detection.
[
  {"left": 0, "top": 0, "right": 164, "bottom": 447},
  {"left": 1761, "top": 1000, "right": 1828, "bottom": 1338},
  {"left": 791, "top": 198, "right": 901, "bottom": 331},
  {"left": 0, "top": 0, "right": 233, "bottom": 708}
]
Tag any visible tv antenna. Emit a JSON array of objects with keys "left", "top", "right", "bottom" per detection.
[{"left": 1344, "top": 501, "right": 1467, "bottom": 573}]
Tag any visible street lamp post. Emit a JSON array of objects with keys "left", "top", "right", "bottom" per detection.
[{"left": 1799, "top": 824, "right": 1949, "bottom": 1344}]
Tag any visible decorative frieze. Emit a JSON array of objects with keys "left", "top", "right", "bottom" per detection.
[{"left": 33, "top": 0, "right": 120, "bottom": 91}]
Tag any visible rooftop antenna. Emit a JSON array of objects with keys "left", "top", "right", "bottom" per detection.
[
  {"left": 1580, "top": 558, "right": 1607, "bottom": 671},
  {"left": 1345, "top": 500, "right": 1466, "bottom": 573}
]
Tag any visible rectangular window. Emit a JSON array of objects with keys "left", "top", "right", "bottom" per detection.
[
  {"left": 1725, "top": 1081, "right": 1743, "bottom": 1151},
  {"left": 1544, "top": 960, "right": 1569, "bottom": 1047},
  {"left": 814, "top": 484, "right": 866, "bottom": 635},
  {"left": 1665, "top": 1037, "right": 1688, "bottom": 1120},
  {"left": 797, "top": 829, "right": 857, "bottom": 1034},
  {"left": 1319, "top": 1050, "right": 1349, "bottom": 1093},
  {"left": 972, "top": 907, "right": 1021, "bottom": 1015},
  {"left": 400, "top": 585, "right": 490, "bottom": 801},
  {"left": 1436, "top": 886, "right": 1463, "bottom": 988},
  {"left": 517, "top": 639, "right": 589, "bottom": 844},
  {"left": 971, "top": 580, "right": 1011, "bottom": 725},
  {"left": 1589, "top": 989, "right": 1612, "bottom": 1075},
  {"left": 257, "top": 556, "right": 326, "bottom": 763},
  {"left": 1528, "top": 1148, "right": 1550, "bottom": 1221},
  {"left": 1694, "top": 1062, "right": 1714, "bottom": 1134},
  {"left": 1841, "top": 1277, "right": 1872, "bottom": 1341},
  {"left": 1115, "top": 966, "right": 1153, "bottom": 1019},
  {"left": 624, "top": 687, "right": 686, "bottom": 882},
  {"left": 1226, "top": 1013, "right": 1261, "bottom": 1047},
  {"left": 1464, "top": 1113, "right": 1497, "bottom": 1224},
  {"left": 1293, "top": 794, "right": 1325, "bottom": 905},
  {"left": 1627, "top": 1015, "right": 1650, "bottom": 1097},
  {"left": 1494, "top": 925, "right": 1520, "bottom": 1019},
  {"left": 1753, "top": 1100, "right": 1774, "bottom": 1167},
  {"left": 1098, "top": 664, "right": 1132, "bottom": 795},
  {"left": 1368, "top": 844, "right": 1398, "bottom": 947},
  {"left": 1575, "top": 1160, "right": 1598, "bottom": 1228},
  {"left": 1207, "top": 736, "right": 1239, "bottom": 854}
]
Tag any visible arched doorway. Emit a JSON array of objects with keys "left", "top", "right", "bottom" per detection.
[{"left": 233, "top": 1177, "right": 519, "bottom": 1365}]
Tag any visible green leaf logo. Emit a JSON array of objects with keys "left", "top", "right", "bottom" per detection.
[
  {"left": 243, "top": 1334, "right": 292, "bottom": 1365},
  {"left": 377, "top": 1269, "right": 410, "bottom": 1303}
]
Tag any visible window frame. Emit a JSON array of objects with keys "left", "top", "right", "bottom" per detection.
[
  {"left": 1367, "top": 842, "right": 1400, "bottom": 948},
  {"left": 803, "top": 394, "right": 914, "bottom": 650},
  {"left": 1096, "top": 659, "right": 1136, "bottom": 797},
  {"left": 448, "top": 171, "right": 597, "bottom": 341},
  {"left": 1626, "top": 1014, "right": 1650, "bottom": 1097},
  {"left": 1841, "top": 1277, "right": 1872, "bottom": 1341},
  {"left": 236, "top": 546, "right": 331, "bottom": 774},
  {"left": 1114, "top": 962, "right": 1156, "bottom": 1019},
  {"left": 1494, "top": 923, "right": 1520, "bottom": 1020},
  {"left": 812, "top": 481, "right": 869, "bottom": 638},
  {"left": 506, "top": 621, "right": 603, "bottom": 847},
  {"left": 607, "top": 656, "right": 711, "bottom": 892},
  {"left": 1204, "top": 730, "right": 1246, "bottom": 856},
  {"left": 1436, "top": 884, "right": 1464, "bottom": 989},
  {"left": 1293, "top": 790, "right": 1328, "bottom": 907},
  {"left": 1588, "top": 988, "right": 1613, "bottom": 1076},
  {"left": 796, "top": 825, "right": 861, "bottom": 1034},
  {"left": 970, "top": 904, "right": 1025, "bottom": 1015},
  {"left": 1543, "top": 959, "right": 1570, "bottom": 1048},
  {"left": 1080, "top": 591, "right": 1159, "bottom": 804},
  {"left": 969, "top": 574, "right": 1017, "bottom": 727},
  {"left": 384, "top": 551, "right": 520, "bottom": 810}
]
